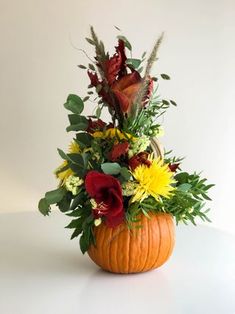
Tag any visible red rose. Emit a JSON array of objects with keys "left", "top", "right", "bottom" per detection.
[
  {"left": 128, "top": 152, "right": 151, "bottom": 170},
  {"left": 85, "top": 171, "right": 124, "bottom": 228}
]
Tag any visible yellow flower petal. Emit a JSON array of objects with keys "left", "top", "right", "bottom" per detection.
[
  {"left": 131, "top": 157, "right": 175, "bottom": 203},
  {"left": 54, "top": 141, "right": 80, "bottom": 185},
  {"left": 92, "top": 128, "right": 135, "bottom": 141}
]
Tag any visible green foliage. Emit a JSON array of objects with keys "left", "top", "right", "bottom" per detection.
[
  {"left": 38, "top": 188, "right": 67, "bottom": 216},
  {"left": 65, "top": 195, "right": 95, "bottom": 253},
  {"left": 140, "top": 171, "right": 213, "bottom": 225},
  {"left": 117, "top": 35, "right": 132, "bottom": 50},
  {"left": 160, "top": 73, "right": 171, "bottom": 80},
  {"left": 126, "top": 58, "right": 141, "bottom": 69},
  {"left": 120, "top": 167, "right": 131, "bottom": 180},
  {"left": 45, "top": 188, "right": 66, "bottom": 205},
  {"left": 64, "top": 94, "right": 84, "bottom": 114},
  {"left": 101, "top": 162, "right": 121, "bottom": 175},
  {"left": 66, "top": 114, "right": 88, "bottom": 132},
  {"left": 123, "top": 87, "right": 177, "bottom": 137},
  {"left": 57, "top": 193, "right": 73, "bottom": 212},
  {"left": 76, "top": 132, "right": 93, "bottom": 148},
  {"left": 38, "top": 198, "right": 50, "bottom": 216}
]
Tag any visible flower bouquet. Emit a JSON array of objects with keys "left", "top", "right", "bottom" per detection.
[{"left": 38, "top": 27, "right": 213, "bottom": 274}]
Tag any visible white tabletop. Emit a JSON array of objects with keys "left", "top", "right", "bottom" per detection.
[{"left": 0, "top": 212, "right": 234, "bottom": 314}]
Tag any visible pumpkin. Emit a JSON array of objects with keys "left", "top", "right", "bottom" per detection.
[{"left": 88, "top": 212, "right": 175, "bottom": 274}]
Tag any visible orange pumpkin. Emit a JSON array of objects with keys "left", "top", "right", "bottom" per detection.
[{"left": 88, "top": 213, "right": 175, "bottom": 274}]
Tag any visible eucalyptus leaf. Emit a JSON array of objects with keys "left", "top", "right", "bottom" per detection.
[
  {"left": 57, "top": 193, "right": 72, "bottom": 212},
  {"left": 67, "top": 115, "right": 88, "bottom": 132},
  {"left": 66, "top": 123, "right": 88, "bottom": 132},
  {"left": 101, "top": 162, "right": 121, "bottom": 175},
  {"left": 45, "top": 188, "right": 66, "bottom": 205},
  {"left": 38, "top": 198, "right": 50, "bottom": 216},
  {"left": 126, "top": 58, "right": 141, "bottom": 69},
  {"left": 64, "top": 94, "right": 84, "bottom": 114}
]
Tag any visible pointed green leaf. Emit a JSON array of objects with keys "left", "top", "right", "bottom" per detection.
[
  {"left": 38, "top": 198, "right": 51, "bottom": 216},
  {"left": 160, "top": 73, "right": 171, "bottom": 80}
]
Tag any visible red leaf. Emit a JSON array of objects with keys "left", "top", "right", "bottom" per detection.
[{"left": 108, "top": 141, "right": 129, "bottom": 161}]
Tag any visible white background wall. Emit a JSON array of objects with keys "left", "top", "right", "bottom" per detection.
[{"left": 0, "top": 0, "right": 234, "bottom": 234}]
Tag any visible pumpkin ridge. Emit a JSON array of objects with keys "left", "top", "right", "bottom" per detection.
[
  {"left": 166, "top": 214, "right": 175, "bottom": 260},
  {"left": 99, "top": 225, "right": 105, "bottom": 268},
  {"left": 141, "top": 215, "right": 150, "bottom": 271},
  {"left": 127, "top": 227, "right": 131, "bottom": 273},
  {"left": 108, "top": 226, "right": 126, "bottom": 245},
  {"left": 164, "top": 216, "right": 171, "bottom": 260},
  {"left": 108, "top": 227, "right": 114, "bottom": 271},
  {"left": 154, "top": 214, "right": 161, "bottom": 267},
  {"left": 165, "top": 215, "right": 172, "bottom": 261}
]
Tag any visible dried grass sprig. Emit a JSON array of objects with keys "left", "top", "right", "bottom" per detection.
[{"left": 132, "top": 33, "right": 164, "bottom": 116}]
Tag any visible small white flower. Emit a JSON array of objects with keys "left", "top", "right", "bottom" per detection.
[
  {"left": 122, "top": 181, "right": 137, "bottom": 196},
  {"left": 128, "top": 135, "right": 150, "bottom": 158},
  {"left": 94, "top": 218, "right": 102, "bottom": 227},
  {"left": 65, "top": 175, "right": 84, "bottom": 195}
]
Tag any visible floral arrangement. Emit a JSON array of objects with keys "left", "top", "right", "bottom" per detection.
[{"left": 38, "top": 27, "right": 213, "bottom": 254}]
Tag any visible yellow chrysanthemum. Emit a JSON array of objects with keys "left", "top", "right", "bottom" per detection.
[
  {"left": 92, "top": 128, "right": 135, "bottom": 141},
  {"left": 131, "top": 156, "right": 175, "bottom": 203},
  {"left": 55, "top": 141, "right": 80, "bottom": 185}
]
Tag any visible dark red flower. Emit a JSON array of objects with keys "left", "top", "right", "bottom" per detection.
[
  {"left": 86, "top": 118, "right": 107, "bottom": 133},
  {"left": 108, "top": 141, "right": 129, "bottom": 161},
  {"left": 112, "top": 72, "right": 153, "bottom": 113},
  {"left": 87, "top": 71, "right": 114, "bottom": 107},
  {"left": 168, "top": 163, "right": 180, "bottom": 172},
  {"left": 85, "top": 171, "right": 124, "bottom": 228},
  {"left": 128, "top": 152, "right": 151, "bottom": 170},
  {"left": 104, "top": 40, "right": 127, "bottom": 85},
  {"left": 87, "top": 71, "right": 99, "bottom": 86},
  {"left": 112, "top": 71, "right": 141, "bottom": 113}
]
